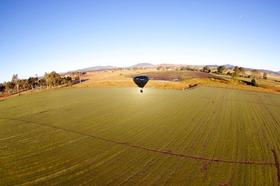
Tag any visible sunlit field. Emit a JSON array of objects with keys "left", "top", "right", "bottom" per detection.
[{"left": 0, "top": 87, "right": 280, "bottom": 185}]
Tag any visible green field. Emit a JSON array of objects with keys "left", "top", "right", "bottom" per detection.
[{"left": 0, "top": 87, "right": 280, "bottom": 185}]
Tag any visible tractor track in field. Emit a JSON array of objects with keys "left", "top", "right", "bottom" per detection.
[
  {"left": 271, "top": 149, "right": 280, "bottom": 183},
  {"left": 0, "top": 117, "right": 276, "bottom": 166}
]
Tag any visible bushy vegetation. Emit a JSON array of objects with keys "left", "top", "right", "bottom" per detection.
[
  {"left": 202, "top": 66, "right": 211, "bottom": 73},
  {"left": 263, "top": 72, "right": 268, "bottom": 79},
  {"left": 232, "top": 66, "right": 244, "bottom": 79},
  {"left": 251, "top": 78, "right": 258, "bottom": 86},
  {"left": 217, "top": 65, "right": 226, "bottom": 74},
  {"left": 179, "top": 66, "right": 198, "bottom": 71},
  {"left": 0, "top": 71, "right": 83, "bottom": 95}
]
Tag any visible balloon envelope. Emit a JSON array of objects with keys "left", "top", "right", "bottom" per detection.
[{"left": 133, "top": 76, "right": 149, "bottom": 88}]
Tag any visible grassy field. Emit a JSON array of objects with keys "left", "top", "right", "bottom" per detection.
[{"left": 0, "top": 87, "right": 280, "bottom": 185}]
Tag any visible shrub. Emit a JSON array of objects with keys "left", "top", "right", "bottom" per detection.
[{"left": 251, "top": 79, "right": 257, "bottom": 86}]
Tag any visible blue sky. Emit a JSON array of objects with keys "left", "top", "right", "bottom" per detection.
[{"left": 0, "top": 0, "right": 279, "bottom": 82}]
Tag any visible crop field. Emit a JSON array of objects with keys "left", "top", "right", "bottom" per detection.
[{"left": 0, "top": 87, "right": 280, "bottom": 185}]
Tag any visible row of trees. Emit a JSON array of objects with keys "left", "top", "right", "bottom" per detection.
[
  {"left": 231, "top": 66, "right": 267, "bottom": 79},
  {"left": 199, "top": 65, "right": 269, "bottom": 87},
  {"left": 201, "top": 65, "right": 267, "bottom": 79},
  {"left": 0, "top": 71, "right": 82, "bottom": 95}
]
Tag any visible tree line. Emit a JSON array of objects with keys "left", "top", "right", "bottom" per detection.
[
  {"left": 201, "top": 65, "right": 266, "bottom": 78},
  {"left": 201, "top": 65, "right": 267, "bottom": 86},
  {"left": 0, "top": 71, "right": 83, "bottom": 95}
]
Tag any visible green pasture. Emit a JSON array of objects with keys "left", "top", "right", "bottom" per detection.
[{"left": 0, "top": 87, "right": 279, "bottom": 185}]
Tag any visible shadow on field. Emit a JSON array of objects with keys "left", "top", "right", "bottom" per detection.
[{"left": 184, "top": 83, "right": 199, "bottom": 91}]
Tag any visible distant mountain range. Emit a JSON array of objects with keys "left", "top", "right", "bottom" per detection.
[
  {"left": 130, "top": 63, "right": 155, "bottom": 68},
  {"left": 75, "top": 65, "right": 117, "bottom": 72},
  {"left": 72, "top": 63, "right": 279, "bottom": 75},
  {"left": 74, "top": 63, "right": 156, "bottom": 72}
]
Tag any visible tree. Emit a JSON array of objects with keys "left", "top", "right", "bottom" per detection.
[
  {"left": 44, "top": 73, "right": 51, "bottom": 87},
  {"left": 5, "top": 81, "right": 15, "bottom": 93},
  {"left": 239, "top": 67, "right": 245, "bottom": 77},
  {"left": 12, "top": 74, "right": 19, "bottom": 92},
  {"left": 263, "top": 72, "right": 267, "bottom": 79},
  {"left": 28, "top": 77, "right": 39, "bottom": 89},
  {"left": 180, "top": 66, "right": 187, "bottom": 71},
  {"left": 202, "top": 66, "right": 211, "bottom": 73},
  {"left": 251, "top": 79, "right": 257, "bottom": 86},
  {"left": 61, "top": 76, "right": 73, "bottom": 86},
  {"left": 0, "top": 83, "right": 5, "bottom": 93},
  {"left": 76, "top": 72, "right": 83, "bottom": 83},
  {"left": 38, "top": 78, "right": 47, "bottom": 87},
  {"left": 232, "top": 66, "right": 241, "bottom": 79},
  {"left": 227, "top": 71, "right": 232, "bottom": 76},
  {"left": 11, "top": 74, "right": 18, "bottom": 83},
  {"left": 251, "top": 69, "right": 261, "bottom": 79},
  {"left": 18, "top": 79, "right": 29, "bottom": 90},
  {"left": 44, "top": 71, "right": 62, "bottom": 87},
  {"left": 157, "top": 66, "right": 165, "bottom": 71},
  {"left": 217, "top": 66, "right": 226, "bottom": 74}
]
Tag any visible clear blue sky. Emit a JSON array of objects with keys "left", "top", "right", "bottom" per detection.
[{"left": 1, "top": 0, "right": 279, "bottom": 82}]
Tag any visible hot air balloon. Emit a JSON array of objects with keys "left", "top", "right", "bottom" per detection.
[{"left": 133, "top": 76, "right": 149, "bottom": 93}]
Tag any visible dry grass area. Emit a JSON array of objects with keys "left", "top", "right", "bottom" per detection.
[
  {"left": 75, "top": 69, "right": 280, "bottom": 94},
  {"left": 2, "top": 69, "right": 278, "bottom": 101}
]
